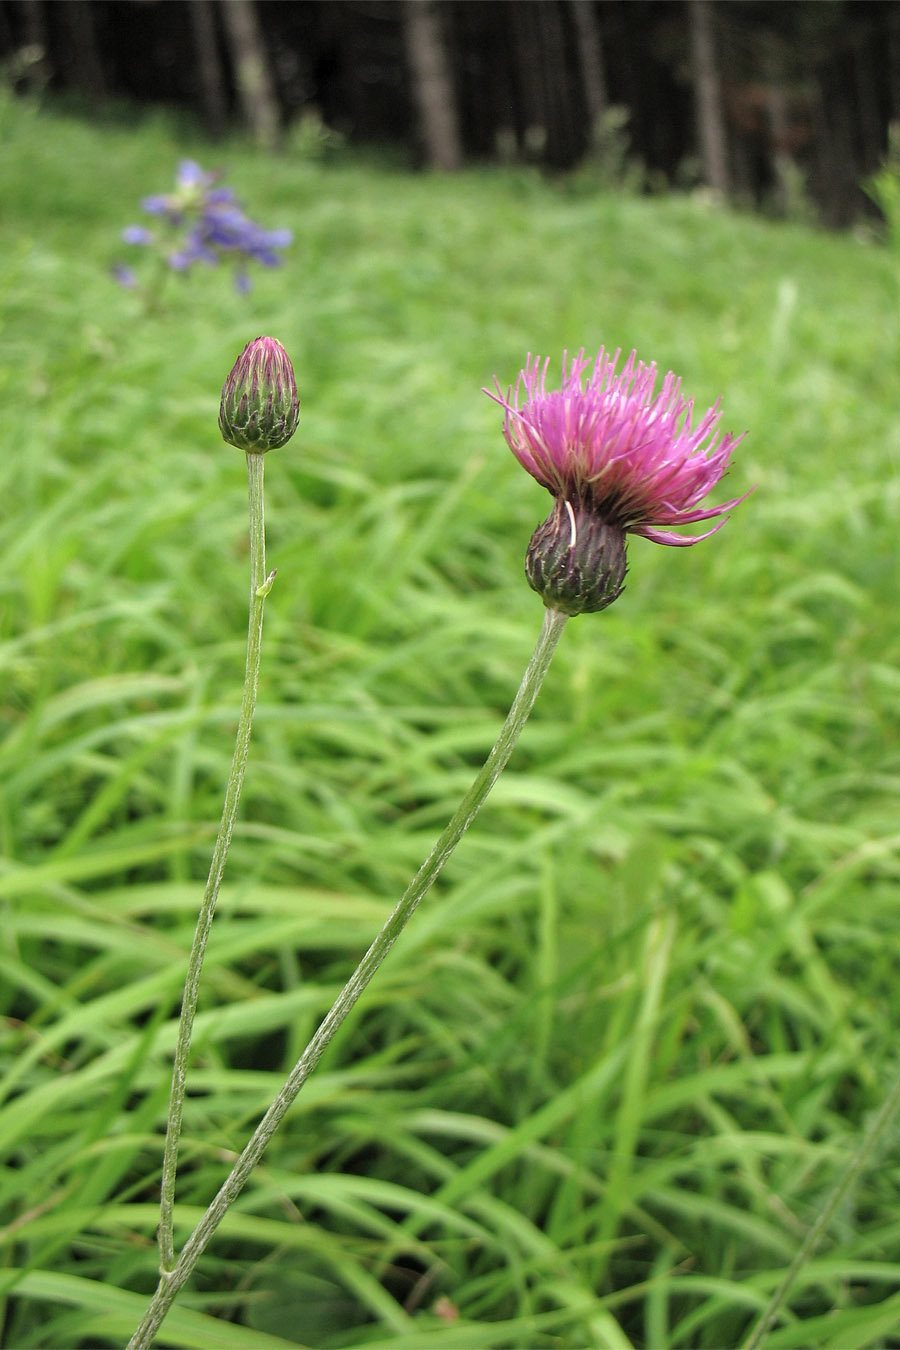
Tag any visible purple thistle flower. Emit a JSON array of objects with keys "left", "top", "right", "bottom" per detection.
[
  {"left": 488, "top": 348, "right": 747, "bottom": 545},
  {"left": 486, "top": 347, "right": 750, "bottom": 614}
]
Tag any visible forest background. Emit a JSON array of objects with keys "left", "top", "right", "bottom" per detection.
[{"left": 3, "top": 0, "right": 900, "bottom": 228}]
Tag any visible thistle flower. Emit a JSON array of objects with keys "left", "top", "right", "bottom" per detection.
[
  {"left": 486, "top": 348, "right": 748, "bottom": 614},
  {"left": 219, "top": 337, "right": 300, "bottom": 454}
]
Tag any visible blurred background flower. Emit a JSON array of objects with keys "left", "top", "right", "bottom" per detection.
[{"left": 114, "top": 158, "right": 292, "bottom": 302}]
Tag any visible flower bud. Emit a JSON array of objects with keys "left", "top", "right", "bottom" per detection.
[
  {"left": 526, "top": 498, "right": 627, "bottom": 615},
  {"left": 219, "top": 336, "right": 300, "bottom": 453}
]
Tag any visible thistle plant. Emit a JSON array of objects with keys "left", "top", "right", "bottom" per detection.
[
  {"left": 129, "top": 345, "right": 748, "bottom": 1348},
  {"left": 112, "top": 159, "right": 292, "bottom": 308},
  {"left": 153, "top": 336, "right": 298, "bottom": 1283}
]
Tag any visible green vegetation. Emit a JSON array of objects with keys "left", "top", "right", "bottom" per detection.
[{"left": 2, "top": 95, "right": 900, "bottom": 1349}]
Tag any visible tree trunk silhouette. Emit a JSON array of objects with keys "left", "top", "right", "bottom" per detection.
[
  {"left": 570, "top": 0, "right": 608, "bottom": 131},
  {"left": 17, "top": 0, "right": 51, "bottom": 92},
  {"left": 889, "top": 5, "right": 900, "bottom": 124},
  {"left": 689, "top": 0, "right": 729, "bottom": 194},
  {"left": 762, "top": 32, "right": 798, "bottom": 217},
  {"left": 766, "top": 79, "right": 792, "bottom": 215},
  {"left": 403, "top": 0, "right": 462, "bottom": 171},
  {"left": 219, "top": 0, "right": 280, "bottom": 150},
  {"left": 853, "top": 28, "right": 881, "bottom": 172},
  {"left": 189, "top": 0, "right": 228, "bottom": 139},
  {"left": 57, "top": 0, "right": 106, "bottom": 105},
  {"left": 510, "top": 0, "right": 574, "bottom": 167}
]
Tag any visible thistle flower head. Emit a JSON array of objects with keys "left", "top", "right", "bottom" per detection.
[
  {"left": 488, "top": 347, "right": 747, "bottom": 546},
  {"left": 485, "top": 347, "right": 749, "bottom": 614},
  {"left": 219, "top": 337, "right": 300, "bottom": 454}
]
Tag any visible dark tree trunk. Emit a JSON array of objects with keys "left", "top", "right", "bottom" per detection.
[
  {"left": 853, "top": 29, "right": 881, "bottom": 172},
  {"left": 689, "top": 0, "right": 729, "bottom": 194},
  {"left": 510, "top": 0, "right": 575, "bottom": 167},
  {"left": 15, "top": 0, "right": 50, "bottom": 92},
  {"left": 811, "top": 81, "right": 838, "bottom": 227},
  {"left": 889, "top": 5, "right": 900, "bottom": 126},
  {"left": 402, "top": 0, "right": 462, "bottom": 171},
  {"left": 766, "top": 78, "right": 791, "bottom": 215},
  {"left": 537, "top": 0, "right": 577, "bottom": 166},
  {"left": 57, "top": 0, "right": 106, "bottom": 105},
  {"left": 813, "top": 71, "right": 855, "bottom": 229},
  {"left": 570, "top": 0, "right": 608, "bottom": 131},
  {"left": 761, "top": 31, "right": 800, "bottom": 217},
  {"left": 219, "top": 0, "right": 280, "bottom": 150},
  {"left": 0, "top": 2, "right": 14, "bottom": 57},
  {"left": 189, "top": 0, "right": 228, "bottom": 139}
]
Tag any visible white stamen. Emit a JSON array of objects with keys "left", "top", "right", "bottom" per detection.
[{"left": 564, "top": 499, "right": 577, "bottom": 550}]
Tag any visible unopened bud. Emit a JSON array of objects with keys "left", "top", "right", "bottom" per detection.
[
  {"left": 526, "top": 498, "right": 627, "bottom": 615},
  {"left": 219, "top": 336, "right": 300, "bottom": 453}
]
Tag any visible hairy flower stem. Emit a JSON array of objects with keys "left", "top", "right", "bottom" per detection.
[
  {"left": 157, "top": 452, "right": 274, "bottom": 1274},
  {"left": 128, "top": 603, "right": 569, "bottom": 1349},
  {"left": 741, "top": 1063, "right": 900, "bottom": 1350}
]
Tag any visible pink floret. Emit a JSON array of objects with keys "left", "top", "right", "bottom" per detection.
[{"left": 485, "top": 347, "right": 749, "bottom": 545}]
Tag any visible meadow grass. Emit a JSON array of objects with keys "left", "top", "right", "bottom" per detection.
[{"left": 2, "top": 92, "right": 900, "bottom": 1348}]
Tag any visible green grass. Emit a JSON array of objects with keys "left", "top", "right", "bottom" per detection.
[{"left": 2, "top": 91, "right": 900, "bottom": 1348}]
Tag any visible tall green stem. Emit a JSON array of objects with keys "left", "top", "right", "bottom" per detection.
[
  {"left": 128, "top": 603, "right": 568, "bottom": 1349},
  {"left": 157, "top": 452, "right": 273, "bottom": 1273}
]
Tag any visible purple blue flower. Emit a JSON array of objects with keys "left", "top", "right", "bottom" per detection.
[
  {"left": 114, "top": 160, "right": 292, "bottom": 298},
  {"left": 140, "top": 194, "right": 180, "bottom": 222},
  {"left": 176, "top": 159, "right": 211, "bottom": 190},
  {"left": 122, "top": 225, "right": 153, "bottom": 246},
  {"left": 110, "top": 263, "right": 138, "bottom": 290}
]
